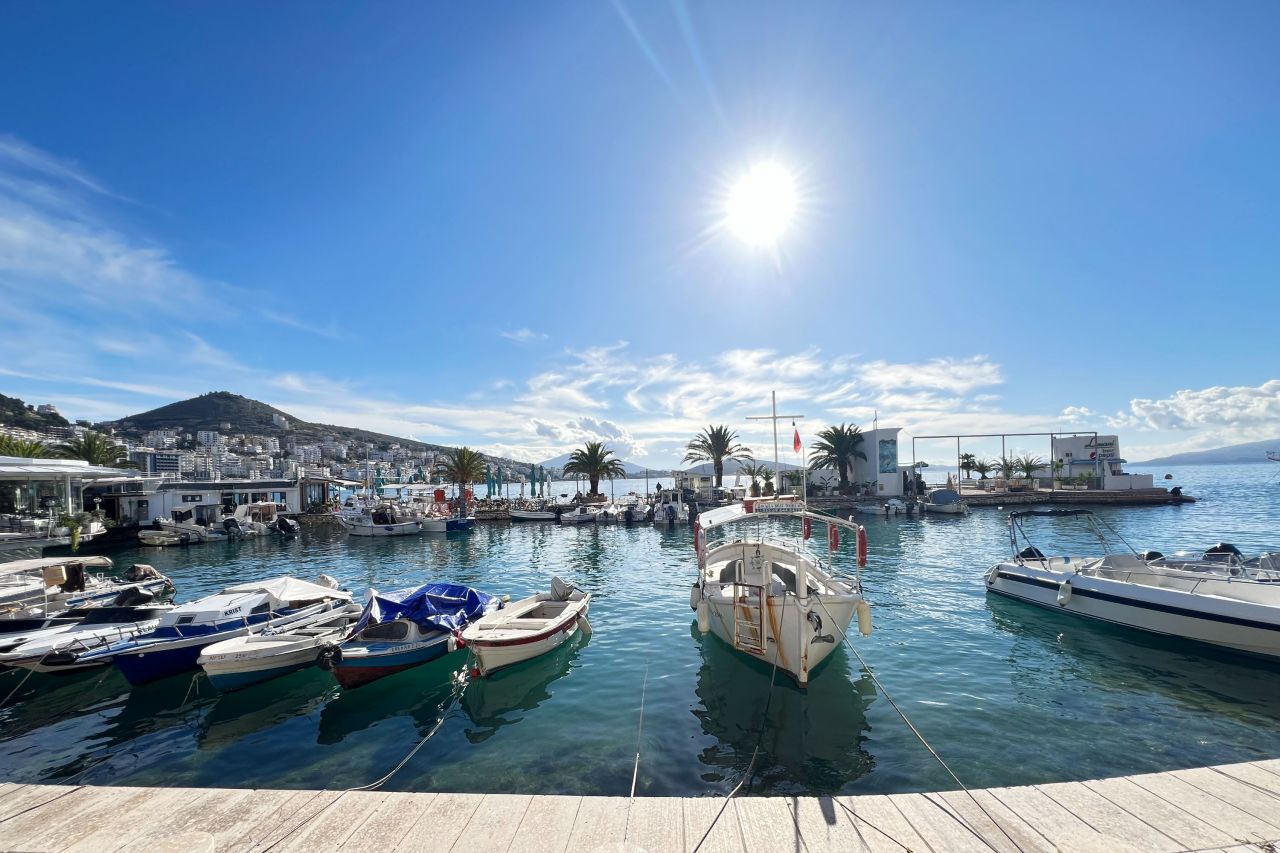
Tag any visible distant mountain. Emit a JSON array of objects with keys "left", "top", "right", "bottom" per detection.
[
  {"left": 537, "top": 452, "right": 661, "bottom": 477},
  {"left": 1135, "top": 438, "right": 1280, "bottom": 466},
  {"left": 0, "top": 392, "right": 69, "bottom": 431},
  {"left": 102, "top": 391, "right": 530, "bottom": 467},
  {"left": 682, "top": 458, "right": 804, "bottom": 476}
]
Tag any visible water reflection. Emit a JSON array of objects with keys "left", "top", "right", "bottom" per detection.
[
  {"left": 199, "top": 668, "right": 336, "bottom": 749},
  {"left": 461, "top": 633, "right": 587, "bottom": 743},
  {"left": 316, "top": 654, "right": 461, "bottom": 745},
  {"left": 691, "top": 625, "right": 876, "bottom": 795}
]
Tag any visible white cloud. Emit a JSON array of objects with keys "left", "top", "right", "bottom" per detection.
[
  {"left": 500, "top": 328, "right": 548, "bottom": 343},
  {"left": 857, "top": 356, "right": 1003, "bottom": 394},
  {"left": 1113, "top": 380, "right": 1280, "bottom": 432}
]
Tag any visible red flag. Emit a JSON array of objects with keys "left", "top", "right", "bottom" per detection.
[{"left": 793, "top": 428, "right": 802, "bottom": 453}]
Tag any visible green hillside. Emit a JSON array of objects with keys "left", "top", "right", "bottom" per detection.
[{"left": 0, "top": 392, "right": 69, "bottom": 431}]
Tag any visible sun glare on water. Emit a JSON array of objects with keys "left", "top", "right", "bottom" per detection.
[{"left": 724, "top": 162, "right": 798, "bottom": 248}]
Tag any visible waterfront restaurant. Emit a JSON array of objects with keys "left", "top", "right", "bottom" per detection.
[{"left": 0, "top": 455, "right": 143, "bottom": 533}]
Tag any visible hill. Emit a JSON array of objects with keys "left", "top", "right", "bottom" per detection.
[
  {"left": 537, "top": 452, "right": 663, "bottom": 477},
  {"left": 1134, "top": 438, "right": 1280, "bottom": 466},
  {"left": 682, "top": 458, "right": 804, "bottom": 476},
  {"left": 103, "top": 391, "right": 530, "bottom": 467},
  {"left": 0, "top": 392, "right": 69, "bottom": 431}
]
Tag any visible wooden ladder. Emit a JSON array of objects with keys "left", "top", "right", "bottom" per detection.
[{"left": 733, "top": 587, "right": 765, "bottom": 653}]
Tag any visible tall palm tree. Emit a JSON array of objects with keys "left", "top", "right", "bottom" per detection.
[
  {"left": 1015, "top": 453, "right": 1044, "bottom": 481},
  {"left": 808, "top": 424, "right": 867, "bottom": 493},
  {"left": 958, "top": 452, "right": 976, "bottom": 480},
  {"left": 56, "top": 431, "right": 128, "bottom": 466},
  {"left": 682, "top": 425, "right": 752, "bottom": 488},
  {"left": 436, "top": 447, "right": 487, "bottom": 505},
  {"left": 997, "top": 455, "right": 1017, "bottom": 481},
  {"left": 739, "top": 461, "right": 768, "bottom": 497},
  {"left": 761, "top": 468, "right": 775, "bottom": 497},
  {"left": 561, "top": 441, "right": 626, "bottom": 495},
  {"left": 971, "top": 457, "right": 994, "bottom": 480},
  {"left": 0, "top": 437, "right": 51, "bottom": 457}
]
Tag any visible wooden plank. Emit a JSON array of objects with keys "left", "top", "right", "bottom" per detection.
[
  {"left": 70, "top": 788, "right": 233, "bottom": 853},
  {"left": 1083, "top": 777, "right": 1236, "bottom": 850},
  {"left": 565, "top": 796, "right": 630, "bottom": 851},
  {"left": 1036, "top": 781, "right": 1183, "bottom": 852},
  {"left": 1127, "top": 772, "right": 1280, "bottom": 840},
  {"left": 934, "top": 789, "right": 1054, "bottom": 853},
  {"left": 448, "top": 793, "right": 530, "bottom": 853},
  {"left": 0, "top": 782, "right": 25, "bottom": 799},
  {"left": 1214, "top": 763, "right": 1280, "bottom": 798},
  {"left": 244, "top": 789, "right": 343, "bottom": 852},
  {"left": 786, "top": 796, "right": 871, "bottom": 853},
  {"left": 1170, "top": 767, "right": 1280, "bottom": 829},
  {"left": 1, "top": 786, "right": 156, "bottom": 850},
  {"left": 889, "top": 791, "right": 994, "bottom": 853},
  {"left": 510, "top": 795, "right": 581, "bottom": 853},
  {"left": 1251, "top": 758, "right": 1280, "bottom": 777},
  {"left": 59, "top": 787, "right": 208, "bottom": 852},
  {"left": 681, "top": 796, "right": 743, "bottom": 853},
  {"left": 277, "top": 791, "right": 388, "bottom": 852},
  {"left": 340, "top": 792, "right": 436, "bottom": 851},
  {"left": 733, "top": 798, "right": 801, "bottom": 853},
  {"left": 625, "top": 796, "right": 684, "bottom": 852},
  {"left": 833, "top": 794, "right": 931, "bottom": 853},
  {"left": 399, "top": 792, "right": 483, "bottom": 852},
  {"left": 213, "top": 789, "right": 308, "bottom": 850},
  {"left": 0, "top": 783, "right": 80, "bottom": 822},
  {"left": 986, "top": 784, "right": 1103, "bottom": 850}
]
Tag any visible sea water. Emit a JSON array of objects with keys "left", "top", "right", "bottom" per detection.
[{"left": 1, "top": 464, "right": 1277, "bottom": 796}]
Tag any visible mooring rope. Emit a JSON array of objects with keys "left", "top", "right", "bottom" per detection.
[
  {"left": 629, "top": 660, "right": 650, "bottom": 800},
  {"left": 813, "top": 597, "right": 1024, "bottom": 853}
]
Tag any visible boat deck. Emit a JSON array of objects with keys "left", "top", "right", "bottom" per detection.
[{"left": 2, "top": 758, "right": 1278, "bottom": 851}]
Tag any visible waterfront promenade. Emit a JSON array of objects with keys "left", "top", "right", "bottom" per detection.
[{"left": 3, "top": 758, "right": 1279, "bottom": 851}]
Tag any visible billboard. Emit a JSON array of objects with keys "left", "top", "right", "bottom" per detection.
[{"left": 878, "top": 438, "right": 898, "bottom": 474}]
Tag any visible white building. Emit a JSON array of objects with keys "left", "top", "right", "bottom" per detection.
[
  {"left": 1050, "top": 434, "right": 1153, "bottom": 490},
  {"left": 806, "top": 426, "right": 905, "bottom": 497},
  {"left": 271, "top": 413, "right": 289, "bottom": 429},
  {"left": 197, "top": 430, "right": 225, "bottom": 447}
]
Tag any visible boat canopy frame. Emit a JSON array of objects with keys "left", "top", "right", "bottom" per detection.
[{"left": 1006, "top": 508, "right": 1144, "bottom": 564}]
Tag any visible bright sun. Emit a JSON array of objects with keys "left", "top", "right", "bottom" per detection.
[{"left": 724, "top": 162, "right": 798, "bottom": 247}]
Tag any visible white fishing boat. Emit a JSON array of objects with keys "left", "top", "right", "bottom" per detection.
[
  {"left": 138, "top": 529, "right": 191, "bottom": 547},
  {"left": 985, "top": 509, "right": 1280, "bottom": 660},
  {"left": 158, "top": 507, "right": 229, "bottom": 543},
  {"left": 653, "top": 488, "right": 689, "bottom": 525},
  {"left": 336, "top": 505, "right": 422, "bottom": 537},
  {"left": 0, "top": 558, "right": 171, "bottom": 618},
  {"left": 510, "top": 508, "right": 557, "bottom": 522},
  {"left": 0, "top": 604, "right": 174, "bottom": 672},
  {"left": 198, "top": 602, "right": 363, "bottom": 690},
  {"left": 919, "top": 488, "right": 969, "bottom": 515},
  {"left": 559, "top": 506, "right": 599, "bottom": 525},
  {"left": 461, "top": 577, "right": 591, "bottom": 677}
]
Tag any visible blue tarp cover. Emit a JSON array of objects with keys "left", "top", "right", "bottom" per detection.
[
  {"left": 351, "top": 582, "right": 498, "bottom": 636},
  {"left": 929, "top": 488, "right": 963, "bottom": 504}
]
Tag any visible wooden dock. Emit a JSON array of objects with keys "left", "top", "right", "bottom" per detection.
[{"left": 3, "top": 758, "right": 1279, "bottom": 851}]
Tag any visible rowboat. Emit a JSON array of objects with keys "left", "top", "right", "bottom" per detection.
[
  {"left": 511, "top": 508, "right": 557, "bottom": 522},
  {"left": 198, "top": 602, "right": 363, "bottom": 690},
  {"left": 461, "top": 578, "right": 591, "bottom": 677}
]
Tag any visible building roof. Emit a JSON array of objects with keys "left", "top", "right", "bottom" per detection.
[{"left": 0, "top": 456, "right": 142, "bottom": 481}]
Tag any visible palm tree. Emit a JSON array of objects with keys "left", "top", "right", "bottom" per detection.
[
  {"left": 1015, "top": 453, "right": 1044, "bottom": 482},
  {"left": 971, "top": 457, "right": 994, "bottom": 480},
  {"left": 761, "top": 469, "right": 775, "bottom": 497},
  {"left": 808, "top": 424, "right": 867, "bottom": 493},
  {"left": 997, "top": 455, "right": 1017, "bottom": 481},
  {"left": 56, "top": 431, "right": 128, "bottom": 466},
  {"left": 436, "top": 447, "right": 487, "bottom": 506},
  {"left": 958, "top": 453, "right": 976, "bottom": 480},
  {"left": 739, "top": 461, "right": 768, "bottom": 497},
  {"left": 682, "top": 425, "right": 751, "bottom": 488},
  {"left": 0, "top": 436, "right": 51, "bottom": 457},
  {"left": 561, "top": 441, "right": 626, "bottom": 495}
]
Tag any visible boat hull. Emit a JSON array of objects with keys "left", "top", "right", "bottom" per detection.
[
  {"left": 342, "top": 521, "right": 422, "bottom": 537},
  {"left": 700, "top": 593, "right": 857, "bottom": 688},
  {"left": 446, "top": 518, "right": 475, "bottom": 532},
  {"left": 510, "top": 511, "right": 557, "bottom": 522},
  {"left": 203, "top": 655, "right": 316, "bottom": 691},
  {"left": 327, "top": 633, "right": 454, "bottom": 689},
  {"left": 114, "top": 636, "right": 221, "bottom": 685},
  {"left": 420, "top": 518, "right": 448, "bottom": 533},
  {"left": 986, "top": 563, "right": 1280, "bottom": 659},
  {"left": 465, "top": 601, "right": 589, "bottom": 677}
]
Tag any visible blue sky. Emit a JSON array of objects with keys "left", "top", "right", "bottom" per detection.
[{"left": 1, "top": 1, "right": 1278, "bottom": 465}]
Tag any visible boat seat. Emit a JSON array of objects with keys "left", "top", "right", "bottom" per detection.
[{"left": 478, "top": 619, "right": 552, "bottom": 630}]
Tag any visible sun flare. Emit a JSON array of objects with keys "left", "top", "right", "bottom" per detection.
[{"left": 724, "top": 162, "right": 798, "bottom": 247}]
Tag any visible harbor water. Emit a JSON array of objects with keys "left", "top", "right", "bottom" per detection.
[{"left": 2, "top": 464, "right": 1278, "bottom": 797}]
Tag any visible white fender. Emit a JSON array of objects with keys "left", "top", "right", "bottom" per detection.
[
  {"left": 689, "top": 582, "right": 700, "bottom": 611},
  {"left": 696, "top": 600, "right": 710, "bottom": 634},
  {"left": 1057, "top": 580, "right": 1073, "bottom": 605},
  {"left": 447, "top": 633, "right": 458, "bottom": 653},
  {"left": 856, "top": 599, "right": 873, "bottom": 637}
]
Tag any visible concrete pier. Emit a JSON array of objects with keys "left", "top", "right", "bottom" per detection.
[{"left": 3, "top": 758, "right": 1278, "bottom": 851}]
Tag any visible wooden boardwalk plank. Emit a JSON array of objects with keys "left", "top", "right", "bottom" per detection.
[
  {"left": 1, "top": 786, "right": 157, "bottom": 851},
  {"left": 277, "top": 790, "right": 388, "bottom": 852},
  {"left": 244, "top": 789, "right": 343, "bottom": 853},
  {"left": 625, "top": 796, "right": 684, "bottom": 852},
  {"left": 399, "top": 792, "right": 483, "bottom": 852},
  {"left": 934, "top": 789, "right": 1054, "bottom": 853},
  {"left": 448, "top": 793, "right": 531, "bottom": 853},
  {"left": 510, "top": 795, "right": 582, "bottom": 853},
  {"left": 340, "top": 791, "right": 437, "bottom": 851},
  {"left": 1127, "top": 771, "right": 1280, "bottom": 840},
  {"left": 986, "top": 784, "right": 1104, "bottom": 850},
  {"left": 66, "top": 788, "right": 227, "bottom": 853},
  {"left": 565, "top": 796, "right": 629, "bottom": 852},
  {"left": 213, "top": 789, "right": 306, "bottom": 850},
  {"left": 1170, "top": 767, "right": 1280, "bottom": 829},
  {"left": 681, "top": 797, "right": 743, "bottom": 853},
  {"left": 0, "top": 783, "right": 80, "bottom": 822},
  {"left": 833, "top": 793, "right": 931, "bottom": 853},
  {"left": 733, "top": 798, "right": 802, "bottom": 853},
  {"left": 786, "top": 796, "right": 871, "bottom": 853},
  {"left": 890, "top": 791, "right": 994, "bottom": 853},
  {"left": 1082, "top": 777, "right": 1236, "bottom": 850},
  {"left": 1036, "top": 780, "right": 1184, "bottom": 852},
  {"left": 1214, "top": 763, "right": 1280, "bottom": 798}
]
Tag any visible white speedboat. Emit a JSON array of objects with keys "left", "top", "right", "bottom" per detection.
[
  {"left": 919, "top": 488, "right": 969, "bottom": 515},
  {"left": 559, "top": 506, "right": 599, "bottom": 525},
  {"left": 138, "top": 529, "right": 192, "bottom": 547},
  {"left": 462, "top": 577, "right": 591, "bottom": 677},
  {"left": 985, "top": 510, "right": 1280, "bottom": 660},
  {"left": 198, "top": 602, "right": 362, "bottom": 690},
  {"left": 853, "top": 498, "right": 909, "bottom": 516},
  {"left": 511, "top": 508, "right": 557, "bottom": 522},
  {"left": 0, "top": 558, "right": 171, "bottom": 618},
  {"left": 158, "top": 508, "right": 229, "bottom": 543},
  {"left": 336, "top": 505, "right": 422, "bottom": 537},
  {"left": 0, "top": 604, "right": 174, "bottom": 673},
  {"left": 691, "top": 501, "right": 871, "bottom": 687}
]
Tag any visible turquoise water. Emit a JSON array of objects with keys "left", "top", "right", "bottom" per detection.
[{"left": 2, "top": 464, "right": 1278, "bottom": 796}]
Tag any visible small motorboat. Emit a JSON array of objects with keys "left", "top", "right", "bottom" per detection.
[
  {"left": 919, "top": 488, "right": 970, "bottom": 515},
  {"left": 337, "top": 505, "right": 423, "bottom": 537},
  {"left": 596, "top": 505, "right": 620, "bottom": 524},
  {"left": 510, "top": 507, "right": 557, "bottom": 522},
  {"left": 446, "top": 517, "right": 476, "bottom": 532},
  {"left": 138, "top": 529, "right": 191, "bottom": 547},
  {"left": 462, "top": 577, "right": 591, "bottom": 677},
  {"left": 198, "top": 602, "right": 363, "bottom": 691},
  {"left": 79, "top": 576, "right": 353, "bottom": 685},
  {"left": 0, "top": 558, "right": 172, "bottom": 618},
  {"left": 853, "top": 498, "right": 909, "bottom": 516},
  {"left": 559, "top": 506, "right": 599, "bottom": 525},
  {"left": 0, "top": 604, "right": 175, "bottom": 673},
  {"left": 0, "top": 579, "right": 170, "bottom": 656},
  {"left": 319, "top": 582, "right": 499, "bottom": 689},
  {"left": 986, "top": 510, "right": 1280, "bottom": 659}
]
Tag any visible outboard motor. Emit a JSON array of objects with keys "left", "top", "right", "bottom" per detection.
[
  {"left": 1139, "top": 550, "right": 1164, "bottom": 562},
  {"left": 664, "top": 504, "right": 677, "bottom": 523},
  {"left": 112, "top": 585, "right": 157, "bottom": 607},
  {"left": 60, "top": 562, "right": 87, "bottom": 593},
  {"left": 276, "top": 517, "right": 300, "bottom": 536},
  {"left": 1017, "top": 547, "right": 1046, "bottom": 560},
  {"left": 223, "top": 517, "right": 244, "bottom": 536},
  {"left": 125, "top": 563, "right": 161, "bottom": 582},
  {"left": 1204, "top": 543, "right": 1243, "bottom": 563}
]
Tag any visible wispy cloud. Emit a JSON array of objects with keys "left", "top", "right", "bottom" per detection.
[{"left": 499, "top": 327, "right": 548, "bottom": 343}]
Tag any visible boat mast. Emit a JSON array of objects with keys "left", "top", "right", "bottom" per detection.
[{"left": 746, "top": 391, "right": 803, "bottom": 500}]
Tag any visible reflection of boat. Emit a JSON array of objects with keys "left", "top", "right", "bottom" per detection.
[
  {"left": 198, "top": 667, "right": 336, "bottom": 750},
  {"left": 918, "top": 488, "right": 969, "bottom": 515},
  {"left": 986, "top": 510, "right": 1280, "bottom": 660},
  {"left": 198, "top": 602, "right": 362, "bottom": 691},
  {"left": 691, "top": 623, "right": 875, "bottom": 794},
  {"left": 319, "top": 583, "right": 498, "bottom": 688},
  {"left": 692, "top": 502, "right": 870, "bottom": 687},
  {"left": 462, "top": 578, "right": 590, "bottom": 677},
  {"left": 317, "top": 654, "right": 459, "bottom": 745},
  {"left": 461, "top": 632, "right": 585, "bottom": 739}
]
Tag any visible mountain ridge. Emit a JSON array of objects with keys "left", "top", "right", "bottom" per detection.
[{"left": 1134, "top": 437, "right": 1280, "bottom": 466}]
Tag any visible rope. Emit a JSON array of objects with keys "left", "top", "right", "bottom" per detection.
[
  {"left": 813, "top": 597, "right": 1023, "bottom": 853},
  {"left": 629, "top": 661, "right": 650, "bottom": 800},
  {"left": 0, "top": 664, "right": 38, "bottom": 711}
]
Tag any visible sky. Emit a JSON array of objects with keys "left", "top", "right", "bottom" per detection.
[{"left": 1, "top": 1, "right": 1278, "bottom": 467}]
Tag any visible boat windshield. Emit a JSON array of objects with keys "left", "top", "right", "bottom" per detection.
[{"left": 360, "top": 620, "right": 409, "bottom": 641}]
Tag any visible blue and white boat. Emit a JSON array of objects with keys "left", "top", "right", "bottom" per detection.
[
  {"left": 79, "top": 576, "right": 353, "bottom": 686},
  {"left": 197, "top": 601, "right": 362, "bottom": 691},
  {"left": 446, "top": 517, "right": 476, "bottom": 532},
  {"left": 319, "top": 583, "right": 499, "bottom": 689}
]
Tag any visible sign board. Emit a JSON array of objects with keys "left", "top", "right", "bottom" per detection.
[
  {"left": 878, "top": 438, "right": 898, "bottom": 474},
  {"left": 750, "top": 500, "right": 806, "bottom": 515}
]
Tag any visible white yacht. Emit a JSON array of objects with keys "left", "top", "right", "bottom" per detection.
[
  {"left": 985, "top": 510, "right": 1280, "bottom": 659},
  {"left": 336, "top": 504, "right": 423, "bottom": 537}
]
